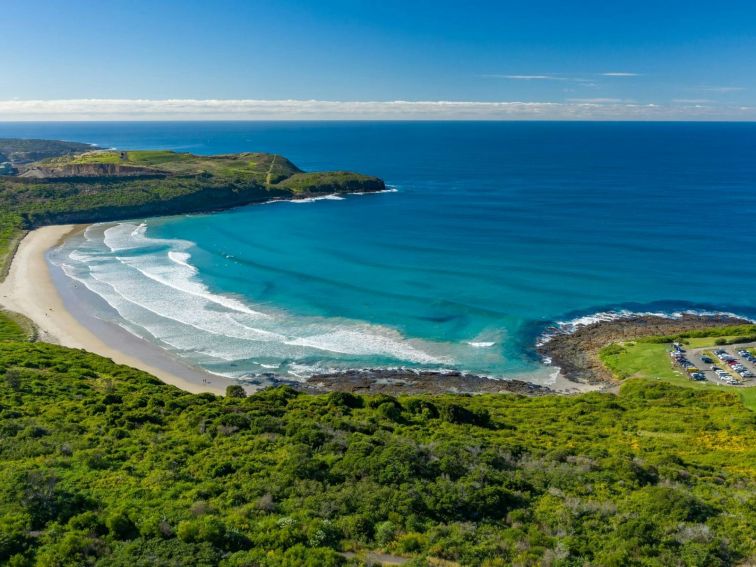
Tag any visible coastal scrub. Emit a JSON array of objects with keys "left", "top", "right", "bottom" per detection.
[{"left": 0, "top": 320, "right": 753, "bottom": 566}]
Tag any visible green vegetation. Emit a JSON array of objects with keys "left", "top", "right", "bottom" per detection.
[
  {"left": 1, "top": 140, "right": 754, "bottom": 565},
  {"left": 599, "top": 335, "right": 756, "bottom": 411},
  {"left": 50, "top": 150, "right": 302, "bottom": 183},
  {"left": 276, "top": 171, "right": 385, "bottom": 194},
  {"left": 0, "top": 311, "right": 753, "bottom": 566},
  {"left": 0, "top": 213, "right": 25, "bottom": 281},
  {"left": 0, "top": 139, "right": 93, "bottom": 166},
  {"left": 0, "top": 140, "right": 385, "bottom": 277},
  {"left": 635, "top": 324, "right": 756, "bottom": 344},
  {"left": 0, "top": 310, "right": 33, "bottom": 341}
]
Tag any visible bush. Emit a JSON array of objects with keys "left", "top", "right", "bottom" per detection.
[
  {"left": 225, "top": 385, "right": 246, "bottom": 398},
  {"left": 177, "top": 517, "right": 227, "bottom": 547},
  {"left": 439, "top": 403, "right": 491, "bottom": 427},
  {"left": 106, "top": 509, "right": 138, "bottom": 540},
  {"left": 0, "top": 340, "right": 753, "bottom": 565},
  {"left": 397, "top": 532, "right": 427, "bottom": 553},
  {"left": 327, "top": 391, "right": 363, "bottom": 409},
  {"left": 375, "top": 521, "right": 398, "bottom": 545}
]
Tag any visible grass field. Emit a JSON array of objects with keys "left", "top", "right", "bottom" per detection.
[
  {"left": 58, "top": 150, "right": 301, "bottom": 183},
  {"left": 600, "top": 339, "right": 756, "bottom": 411}
]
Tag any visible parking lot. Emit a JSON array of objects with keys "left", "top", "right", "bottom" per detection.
[{"left": 670, "top": 342, "right": 756, "bottom": 386}]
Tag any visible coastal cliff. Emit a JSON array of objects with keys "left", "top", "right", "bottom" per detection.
[{"left": 19, "top": 163, "right": 167, "bottom": 179}]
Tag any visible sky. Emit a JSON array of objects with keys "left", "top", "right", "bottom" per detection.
[{"left": 0, "top": 0, "right": 755, "bottom": 120}]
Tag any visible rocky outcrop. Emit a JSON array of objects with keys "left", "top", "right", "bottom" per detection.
[{"left": 300, "top": 369, "right": 551, "bottom": 395}]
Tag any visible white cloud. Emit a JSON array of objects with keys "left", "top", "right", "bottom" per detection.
[
  {"left": 601, "top": 72, "right": 640, "bottom": 77},
  {"left": 567, "top": 98, "right": 633, "bottom": 103},
  {"left": 672, "top": 98, "right": 713, "bottom": 104},
  {"left": 483, "top": 74, "right": 564, "bottom": 80},
  {"left": 0, "top": 98, "right": 753, "bottom": 121},
  {"left": 697, "top": 86, "right": 745, "bottom": 93}
]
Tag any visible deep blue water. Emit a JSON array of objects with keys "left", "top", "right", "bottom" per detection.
[{"left": 4, "top": 122, "right": 756, "bottom": 382}]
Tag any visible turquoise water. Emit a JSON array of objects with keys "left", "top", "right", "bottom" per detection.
[{"left": 7, "top": 121, "right": 753, "bottom": 382}]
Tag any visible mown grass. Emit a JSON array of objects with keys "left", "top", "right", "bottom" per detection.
[{"left": 600, "top": 337, "right": 756, "bottom": 411}]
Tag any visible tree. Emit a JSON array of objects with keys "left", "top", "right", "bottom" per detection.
[{"left": 225, "top": 385, "right": 246, "bottom": 398}]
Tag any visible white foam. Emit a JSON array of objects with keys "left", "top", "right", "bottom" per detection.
[
  {"left": 83, "top": 225, "right": 98, "bottom": 242},
  {"left": 284, "top": 328, "right": 445, "bottom": 364},
  {"left": 468, "top": 341, "right": 496, "bottom": 348},
  {"left": 536, "top": 308, "right": 756, "bottom": 347},
  {"left": 130, "top": 223, "right": 147, "bottom": 238},
  {"left": 118, "top": 254, "right": 266, "bottom": 318},
  {"left": 349, "top": 187, "right": 399, "bottom": 196},
  {"left": 56, "top": 221, "right": 460, "bottom": 377},
  {"left": 68, "top": 250, "right": 95, "bottom": 263},
  {"left": 168, "top": 251, "right": 198, "bottom": 274},
  {"left": 291, "top": 194, "right": 345, "bottom": 203}
]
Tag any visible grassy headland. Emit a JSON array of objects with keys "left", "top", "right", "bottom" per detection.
[{"left": 0, "top": 141, "right": 385, "bottom": 278}]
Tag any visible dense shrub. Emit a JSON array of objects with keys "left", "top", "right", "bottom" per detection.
[{"left": 0, "top": 331, "right": 753, "bottom": 565}]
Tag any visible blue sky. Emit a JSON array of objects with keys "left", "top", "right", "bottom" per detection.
[{"left": 1, "top": 0, "right": 755, "bottom": 119}]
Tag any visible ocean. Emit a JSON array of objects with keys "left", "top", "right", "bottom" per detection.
[{"left": 3, "top": 121, "right": 756, "bottom": 383}]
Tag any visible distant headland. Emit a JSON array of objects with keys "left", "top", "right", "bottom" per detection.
[{"left": 0, "top": 138, "right": 385, "bottom": 277}]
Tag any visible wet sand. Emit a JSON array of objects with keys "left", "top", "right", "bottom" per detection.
[{"left": 0, "top": 225, "right": 232, "bottom": 394}]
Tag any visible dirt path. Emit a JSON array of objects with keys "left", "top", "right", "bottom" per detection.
[{"left": 265, "top": 154, "right": 278, "bottom": 185}]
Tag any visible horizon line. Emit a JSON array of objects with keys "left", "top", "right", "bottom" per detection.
[{"left": 0, "top": 98, "right": 754, "bottom": 121}]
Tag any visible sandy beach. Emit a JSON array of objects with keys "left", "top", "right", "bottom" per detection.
[{"left": 0, "top": 225, "right": 232, "bottom": 394}]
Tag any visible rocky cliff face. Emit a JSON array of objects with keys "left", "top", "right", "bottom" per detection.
[{"left": 19, "top": 163, "right": 166, "bottom": 179}]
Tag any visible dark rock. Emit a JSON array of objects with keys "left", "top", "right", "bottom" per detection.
[{"left": 297, "top": 369, "right": 551, "bottom": 396}]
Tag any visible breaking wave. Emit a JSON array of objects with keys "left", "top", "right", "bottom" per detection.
[{"left": 52, "top": 222, "right": 482, "bottom": 380}]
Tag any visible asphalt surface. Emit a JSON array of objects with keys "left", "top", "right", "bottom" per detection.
[{"left": 682, "top": 341, "right": 756, "bottom": 386}]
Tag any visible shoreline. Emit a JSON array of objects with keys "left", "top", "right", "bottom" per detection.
[
  {"left": 0, "top": 225, "right": 233, "bottom": 395},
  {"left": 0, "top": 223, "right": 599, "bottom": 397}
]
